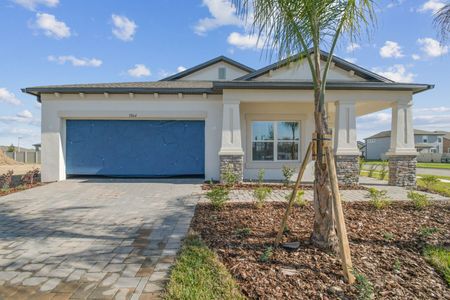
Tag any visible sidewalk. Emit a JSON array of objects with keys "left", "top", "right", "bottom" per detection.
[{"left": 220, "top": 177, "right": 449, "bottom": 202}]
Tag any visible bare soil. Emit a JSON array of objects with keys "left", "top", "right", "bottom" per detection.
[{"left": 192, "top": 201, "right": 450, "bottom": 299}]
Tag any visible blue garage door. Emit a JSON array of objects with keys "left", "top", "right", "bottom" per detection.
[{"left": 66, "top": 120, "right": 205, "bottom": 177}]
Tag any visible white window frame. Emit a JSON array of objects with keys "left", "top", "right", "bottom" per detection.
[{"left": 250, "top": 120, "right": 301, "bottom": 162}]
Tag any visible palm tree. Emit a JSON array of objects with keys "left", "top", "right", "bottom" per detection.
[
  {"left": 233, "top": 0, "right": 375, "bottom": 251},
  {"left": 434, "top": 4, "right": 450, "bottom": 42}
]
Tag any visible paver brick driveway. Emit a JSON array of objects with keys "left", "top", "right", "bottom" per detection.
[{"left": 0, "top": 178, "right": 202, "bottom": 299}]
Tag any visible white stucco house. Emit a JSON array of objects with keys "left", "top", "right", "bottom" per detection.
[{"left": 23, "top": 50, "right": 433, "bottom": 187}]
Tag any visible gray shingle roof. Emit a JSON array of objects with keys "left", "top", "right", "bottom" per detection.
[{"left": 365, "top": 129, "right": 446, "bottom": 139}]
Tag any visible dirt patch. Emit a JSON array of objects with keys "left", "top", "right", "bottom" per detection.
[
  {"left": 0, "top": 164, "right": 40, "bottom": 176},
  {"left": 192, "top": 201, "right": 450, "bottom": 299},
  {"left": 0, "top": 149, "right": 20, "bottom": 165}
]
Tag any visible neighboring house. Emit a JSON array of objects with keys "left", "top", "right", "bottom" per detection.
[
  {"left": 23, "top": 50, "right": 433, "bottom": 187},
  {"left": 443, "top": 132, "right": 450, "bottom": 154},
  {"left": 357, "top": 141, "right": 366, "bottom": 158},
  {"left": 365, "top": 129, "right": 445, "bottom": 160}
]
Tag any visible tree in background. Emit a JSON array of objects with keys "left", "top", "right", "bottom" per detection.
[
  {"left": 233, "top": 0, "right": 376, "bottom": 251},
  {"left": 6, "top": 144, "right": 15, "bottom": 153},
  {"left": 434, "top": 3, "right": 450, "bottom": 42}
]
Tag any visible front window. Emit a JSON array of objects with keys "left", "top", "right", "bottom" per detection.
[{"left": 252, "top": 121, "right": 300, "bottom": 161}]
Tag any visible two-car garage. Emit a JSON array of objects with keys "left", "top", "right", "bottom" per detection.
[{"left": 65, "top": 120, "right": 205, "bottom": 177}]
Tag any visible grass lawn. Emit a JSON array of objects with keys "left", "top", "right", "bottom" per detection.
[
  {"left": 165, "top": 234, "right": 245, "bottom": 300},
  {"left": 423, "top": 245, "right": 450, "bottom": 286},
  {"left": 417, "top": 177, "right": 450, "bottom": 197},
  {"left": 364, "top": 161, "right": 450, "bottom": 169}
]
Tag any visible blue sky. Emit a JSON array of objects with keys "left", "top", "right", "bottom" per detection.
[{"left": 0, "top": 0, "right": 449, "bottom": 148}]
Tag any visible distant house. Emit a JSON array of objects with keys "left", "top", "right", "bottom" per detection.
[
  {"left": 357, "top": 141, "right": 366, "bottom": 157},
  {"left": 443, "top": 133, "right": 450, "bottom": 154},
  {"left": 365, "top": 129, "right": 445, "bottom": 160}
]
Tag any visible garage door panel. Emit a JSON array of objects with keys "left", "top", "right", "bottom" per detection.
[{"left": 66, "top": 120, "right": 205, "bottom": 176}]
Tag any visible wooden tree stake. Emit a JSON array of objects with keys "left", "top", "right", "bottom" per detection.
[
  {"left": 274, "top": 142, "right": 312, "bottom": 247},
  {"left": 325, "top": 146, "right": 355, "bottom": 284}
]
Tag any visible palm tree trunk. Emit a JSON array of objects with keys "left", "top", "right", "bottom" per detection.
[{"left": 310, "top": 50, "right": 338, "bottom": 252}]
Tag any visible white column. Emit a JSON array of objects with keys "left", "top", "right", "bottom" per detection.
[
  {"left": 333, "top": 100, "right": 359, "bottom": 155},
  {"left": 219, "top": 101, "right": 244, "bottom": 155},
  {"left": 386, "top": 100, "right": 417, "bottom": 156}
]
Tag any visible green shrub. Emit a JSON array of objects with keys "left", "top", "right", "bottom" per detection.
[
  {"left": 379, "top": 160, "right": 388, "bottom": 180},
  {"left": 253, "top": 186, "right": 272, "bottom": 209},
  {"left": 281, "top": 165, "right": 295, "bottom": 186},
  {"left": 353, "top": 270, "right": 374, "bottom": 300},
  {"left": 257, "top": 168, "right": 265, "bottom": 184},
  {"left": 285, "top": 190, "right": 306, "bottom": 207},
  {"left": 259, "top": 246, "right": 273, "bottom": 262},
  {"left": 367, "top": 187, "right": 391, "bottom": 209},
  {"left": 383, "top": 231, "right": 394, "bottom": 241},
  {"left": 222, "top": 164, "right": 238, "bottom": 187},
  {"left": 235, "top": 227, "right": 251, "bottom": 238},
  {"left": 420, "top": 175, "right": 439, "bottom": 190},
  {"left": 407, "top": 191, "right": 430, "bottom": 210},
  {"left": 206, "top": 187, "right": 229, "bottom": 210}
]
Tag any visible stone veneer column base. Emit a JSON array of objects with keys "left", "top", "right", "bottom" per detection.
[
  {"left": 219, "top": 154, "right": 244, "bottom": 183},
  {"left": 335, "top": 155, "right": 360, "bottom": 186},
  {"left": 388, "top": 155, "right": 417, "bottom": 187}
]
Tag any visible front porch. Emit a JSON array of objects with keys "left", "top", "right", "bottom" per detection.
[{"left": 218, "top": 88, "right": 419, "bottom": 187}]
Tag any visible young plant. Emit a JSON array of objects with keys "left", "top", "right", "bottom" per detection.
[
  {"left": 281, "top": 165, "right": 295, "bottom": 186},
  {"left": 383, "top": 231, "right": 394, "bottom": 241},
  {"left": 222, "top": 164, "right": 238, "bottom": 187},
  {"left": 257, "top": 168, "right": 265, "bottom": 184},
  {"left": 419, "top": 226, "right": 440, "bottom": 238},
  {"left": 0, "top": 170, "right": 14, "bottom": 190},
  {"left": 353, "top": 270, "right": 374, "bottom": 300},
  {"left": 285, "top": 190, "right": 306, "bottom": 207},
  {"left": 393, "top": 259, "right": 402, "bottom": 273},
  {"left": 206, "top": 186, "right": 229, "bottom": 210},
  {"left": 359, "top": 157, "right": 365, "bottom": 175},
  {"left": 367, "top": 187, "right": 391, "bottom": 209},
  {"left": 407, "top": 191, "right": 430, "bottom": 210},
  {"left": 20, "top": 168, "right": 40, "bottom": 185},
  {"left": 379, "top": 161, "right": 388, "bottom": 180},
  {"left": 420, "top": 175, "right": 439, "bottom": 190},
  {"left": 259, "top": 246, "right": 273, "bottom": 262},
  {"left": 235, "top": 227, "right": 252, "bottom": 238},
  {"left": 253, "top": 186, "right": 272, "bottom": 209}
]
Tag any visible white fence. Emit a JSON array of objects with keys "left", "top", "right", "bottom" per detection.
[{"left": 5, "top": 151, "right": 41, "bottom": 164}]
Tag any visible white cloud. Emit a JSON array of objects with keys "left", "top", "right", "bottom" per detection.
[
  {"left": 414, "top": 106, "right": 450, "bottom": 113},
  {"left": 418, "top": 0, "right": 445, "bottom": 14},
  {"left": 346, "top": 42, "right": 361, "bottom": 52},
  {"left": 17, "top": 110, "right": 33, "bottom": 119},
  {"left": 34, "top": 13, "right": 71, "bottom": 39},
  {"left": 0, "top": 115, "right": 40, "bottom": 126},
  {"left": 48, "top": 55, "right": 102, "bottom": 67},
  {"left": 372, "top": 64, "right": 415, "bottom": 83},
  {"left": 227, "top": 32, "right": 263, "bottom": 50},
  {"left": 0, "top": 88, "right": 22, "bottom": 106},
  {"left": 13, "top": 0, "right": 58, "bottom": 10},
  {"left": 111, "top": 14, "right": 137, "bottom": 42},
  {"left": 344, "top": 57, "right": 357, "bottom": 64},
  {"left": 379, "top": 41, "right": 404, "bottom": 58},
  {"left": 194, "top": 0, "right": 244, "bottom": 35},
  {"left": 417, "top": 37, "right": 448, "bottom": 57},
  {"left": 412, "top": 54, "right": 421, "bottom": 60},
  {"left": 127, "top": 64, "right": 151, "bottom": 78},
  {"left": 177, "top": 66, "right": 187, "bottom": 73}
]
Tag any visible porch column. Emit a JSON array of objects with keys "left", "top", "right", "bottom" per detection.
[
  {"left": 386, "top": 99, "right": 417, "bottom": 187},
  {"left": 334, "top": 100, "right": 360, "bottom": 186},
  {"left": 219, "top": 101, "right": 244, "bottom": 182}
]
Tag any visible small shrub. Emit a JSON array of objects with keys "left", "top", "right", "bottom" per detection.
[
  {"left": 359, "top": 157, "right": 365, "bottom": 175},
  {"left": 367, "top": 187, "right": 391, "bottom": 209},
  {"left": 419, "top": 226, "right": 440, "bottom": 238},
  {"left": 253, "top": 186, "right": 272, "bottom": 209},
  {"left": 0, "top": 170, "right": 14, "bottom": 190},
  {"left": 257, "top": 168, "right": 265, "bottom": 184},
  {"left": 420, "top": 175, "right": 439, "bottom": 190},
  {"left": 206, "top": 187, "right": 229, "bottom": 210},
  {"left": 281, "top": 165, "right": 295, "bottom": 186},
  {"left": 235, "top": 227, "right": 251, "bottom": 238},
  {"left": 353, "top": 270, "right": 374, "bottom": 300},
  {"left": 259, "top": 246, "right": 273, "bottom": 262},
  {"left": 407, "top": 191, "right": 430, "bottom": 210},
  {"left": 20, "top": 168, "right": 40, "bottom": 185},
  {"left": 222, "top": 164, "right": 238, "bottom": 187},
  {"left": 379, "top": 161, "right": 388, "bottom": 180},
  {"left": 393, "top": 259, "right": 402, "bottom": 273},
  {"left": 285, "top": 190, "right": 306, "bottom": 207},
  {"left": 383, "top": 231, "right": 394, "bottom": 241}
]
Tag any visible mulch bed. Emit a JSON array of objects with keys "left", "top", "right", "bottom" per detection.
[
  {"left": 0, "top": 183, "right": 44, "bottom": 197},
  {"left": 201, "top": 183, "right": 366, "bottom": 191},
  {"left": 192, "top": 201, "right": 450, "bottom": 299}
]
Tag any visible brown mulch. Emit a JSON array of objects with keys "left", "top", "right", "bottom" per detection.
[
  {"left": 192, "top": 201, "right": 450, "bottom": 299},
  {"left": 0, "top": 183, "right": 44, "bottom": 197},
  {"left": 201, "top": 183, "right": 366, "bottom": 191}
]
